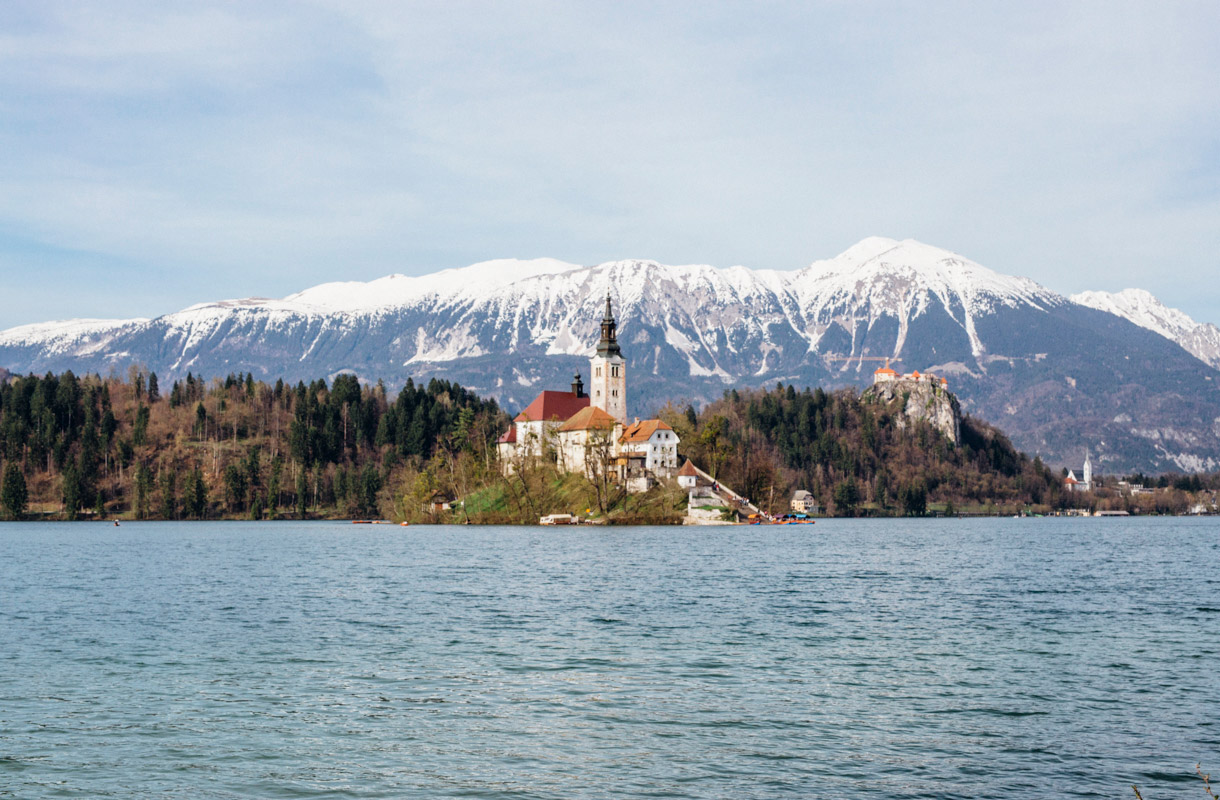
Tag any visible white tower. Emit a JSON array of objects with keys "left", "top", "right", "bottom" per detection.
[
  {"left": 589, "top": 293, "right": 627, "bottom": 424},
  {"left": 1083, "top": 450, "right": 1092, "bottom": 488}
]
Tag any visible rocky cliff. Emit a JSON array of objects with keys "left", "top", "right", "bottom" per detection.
[{"left": 864, "top": 379, "right": 962, "bottom": 445}]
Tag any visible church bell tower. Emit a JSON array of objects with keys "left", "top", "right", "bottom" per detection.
[{"left": 590, "top": 293, "right": 627, "bottom": 424}]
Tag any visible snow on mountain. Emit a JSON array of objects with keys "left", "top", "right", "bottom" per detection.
[
  {"left": 284, "top": 257, "right": 581, "bottom": 312},
  {"left": 3, "top": 237, "right": 1220, "bottom": 473},
  {"left": 1070, "top": 288, "right": 1220, "bottom": 370},
  {"left": 0, "top": 317, "right": 149, "bottom": 357},
  {"left": 790, "top": 237, "right": 1063, "bottom": 358}
]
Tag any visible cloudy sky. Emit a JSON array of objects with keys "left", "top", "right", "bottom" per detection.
[{"left": 1, "top": 1, "right": 1217, "bottom": 329}]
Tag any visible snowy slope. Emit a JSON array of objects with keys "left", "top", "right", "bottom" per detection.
[
  {"left": 0, "top": 317, "right": 149, "bottom": 357},
  {"left": 789, "top": 237, "right": 1062, "bottom": 359},
  {"left": 284, "top": 258, "right": 581, "bottom": 312},
  {"left": 1071, "top": 288, "right": 1220, "bottom": 370},
  {"left": 3, "top": 237, "right": 1220, "bottom": 473}
]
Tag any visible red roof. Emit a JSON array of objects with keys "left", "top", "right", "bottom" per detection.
[
  {"left": 620, "top": 418, "right": 674, "bottom": 443},
  {"left": 677, "top": 459, "right": 698, "bottom": 477},
  {"left": 557, "top": 406, "right": 618, "bottom": 432},
  {"left": 496, "top": 426, "right": 516, "bottom": 444},
  {"left": 874, "top": 366, "right": 898, "bottom": 375},
  {"left": 513, "top": 390, "right": 590, "bottom": 423}
]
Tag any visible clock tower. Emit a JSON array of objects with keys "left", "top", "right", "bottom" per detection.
[{"left": 589, "top": 294, "right": 627, "bottom": 424}]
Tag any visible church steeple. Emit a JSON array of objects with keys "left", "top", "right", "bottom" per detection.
[
  {"left": 590, "top": 292, "right": 627, "bottom": 424},
  {"left": 597, "top": 293, "right": 622, "bottom": 358}
]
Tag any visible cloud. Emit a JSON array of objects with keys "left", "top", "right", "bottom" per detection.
[{"left": 0, "top": 1, "right": 1217, "bottom": 328}]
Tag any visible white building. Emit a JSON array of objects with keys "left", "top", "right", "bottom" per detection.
[
  {"left": 619, "top": 418, "right": 679, "bottom": 473},
  {"left": 497, "top": 296, "right": 679, "bottom": 489},
  {"left": 588, "top": 294, "right": 627, "bottom": 424},
  {"left": 791, "top": 490, "right": 816, "bottom": 513},
  {"left": 1065, "top": 451, "right": 1093, "bottom": 492},
  {"left": 871, "top": 360, "right": 948, "bottom": 390},
  {"left": 555, "top": 405, "right": 620, "bottom": 477}
]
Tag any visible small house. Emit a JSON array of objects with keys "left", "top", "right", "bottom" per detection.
[{"left": 791, "top": 489, "right": 817, "bottom": 514}]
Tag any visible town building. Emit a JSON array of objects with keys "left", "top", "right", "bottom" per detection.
[
  {"left": 872, "top": 360, "right": 948, "bottom": 389},
  {"left": 1064, "top": 451, "right": 1093, "bottom": 492},
  {"left": 497, "top": 295, "right": 679, "bottom": 490},
  {"left": 791, "top": 489, "right": 817, "bottom": 513}
]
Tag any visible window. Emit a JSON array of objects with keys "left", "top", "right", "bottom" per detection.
[
  {"left": 596, "top": 367, "right": 602, "bottom": 377},
  {"left": 612, "top": 366, "right": 619, "bottom": 377}
]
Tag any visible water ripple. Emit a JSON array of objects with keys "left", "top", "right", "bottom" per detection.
[{"left": 0, "top": 518, "right": 1217, "bottom": 798}]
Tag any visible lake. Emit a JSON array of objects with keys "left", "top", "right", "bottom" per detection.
[{"left": 1, "top": 519, "right": 1217, "bottom": 798}]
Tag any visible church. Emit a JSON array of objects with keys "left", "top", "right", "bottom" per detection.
[
  {"left": 1064, "top": 451, "right": 1093, "bottom": 492},
  {"left": 497, "top": 295, "right": 680, "bottom": 490}
]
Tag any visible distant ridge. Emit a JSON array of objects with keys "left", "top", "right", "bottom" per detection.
[
  {"left": 2, "top": 237, "right": 1219, "bottom": 473},
  {"left": 1071, "top": 288, "right": 1220, "bottom": 370}
]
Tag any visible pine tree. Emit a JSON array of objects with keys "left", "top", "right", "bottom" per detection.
[
  {"left": 1, "top": 462, "right": 28, "bottom": 519},
  {"left": 135, "top": 463, "right": 152, "bottom": 520},
  {"left": 186, "top": 466, "right": 208, "bottom": 519},
  {"left": 159, "top": 467, "right": 177, "bottom": 520},
  {"left": 267, "top": 454, "right": 283, "bottom": 516},
  {"left": 224, "top": 464, "right": 246, "bottom": 513},
  {"left": 147, "top": 372, "right": 160, "bottom": 403},
  {"left": 62, "top": 463, "right": 82, "bottom": 521},
  {"left": 133, "top": 405, "right": 150, "bottom": 446},
  {"left": 295, "top": 468, "right": 308, "bottom": 518},
  {"left": 359, "top": 464, "right": 382, "bottom": 517}
]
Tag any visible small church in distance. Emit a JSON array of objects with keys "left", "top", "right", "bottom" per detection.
[{"left": 496, "top": 295, "right": 680, "bottom": 491}]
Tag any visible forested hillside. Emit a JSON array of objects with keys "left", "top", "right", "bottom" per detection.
[
  {"left": 1, "top": 372, "right": 1214, "bottom": 522},
  {"left": 659, "top": 383, "right": 1212, "bottom": 516},
  {"left": 0, "top": 369, "right": 505, "bottom": 520}
]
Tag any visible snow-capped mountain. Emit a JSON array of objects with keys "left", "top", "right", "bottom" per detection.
[
  {"left": 1071, "top": 288, "right": 1220, "bottom": 370},
  {"left": 2, "top": 237, "right": 1219, "bottom": 473}
]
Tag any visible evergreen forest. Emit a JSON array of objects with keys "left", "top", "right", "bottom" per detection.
[
  {"left": 662, "top": 383, "right": 1218, "bottom": 517},
  {"left": 0, "top": 371, "right": 1214, "bottom": 522}
]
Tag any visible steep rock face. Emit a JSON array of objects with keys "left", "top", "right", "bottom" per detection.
[
  {"left": 2, "top": 237, "right": 1220, "bottom": 473},
  {"left": 864, "top": 379, "right": 962, "bottom": 445}
]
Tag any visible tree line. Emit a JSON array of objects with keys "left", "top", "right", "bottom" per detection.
[
  {"left": 0, "top": 368, "right": 505, "bottom": 520},
  {"left": 2, "top": 371, "right": 1216, "bottom": 521},
  {"left": 659, "top": 383, "right": 1217, "bottom": 516}
]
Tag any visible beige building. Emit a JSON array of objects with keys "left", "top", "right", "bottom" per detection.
[{"left": 497, "top": 297, "right": 680, "bottom": 490}]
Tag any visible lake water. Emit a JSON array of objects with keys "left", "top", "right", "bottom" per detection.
[{"left": 1, "top": 519, "right": 1217, "bottom": 799}]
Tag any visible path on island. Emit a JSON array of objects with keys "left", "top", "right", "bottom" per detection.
[{"left": 688, "top": 463, "right": 761, "bottom": 517}]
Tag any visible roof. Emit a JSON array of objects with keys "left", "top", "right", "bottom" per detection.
[
  {"left": 792, "top": 490, "right": 812, "bottom": 500},
  {"left": 620, "top": 418, "right": 674, "bottom": 443},
  {"left": 513, "top": 390, "right": 590, "bottom": 423},
  {"left": 496, "top": 426, "right": 517, "bottom": 444},
  {"left": 874, "top": 366, "right": 898, "bottom": 375},
  {"left": 910, "top": 369, "right": 921, "bottom": 377},
  {"left": 677, "top": 459, "right": 698, "bottom": 478},
  {"left": 557, "top": 405, "right": 618, "bottom": 432}
]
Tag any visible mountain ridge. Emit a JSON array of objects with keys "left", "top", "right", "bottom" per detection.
[{"left": 2, "top": 237, "right": 1218, "bottom": 474}]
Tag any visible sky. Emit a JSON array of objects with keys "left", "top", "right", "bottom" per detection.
[{"left": 1, "top": 1, "right": 1218, "bottom": 330}]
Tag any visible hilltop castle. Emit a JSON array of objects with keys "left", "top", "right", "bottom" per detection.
[
  {"left": 497, "top": 296, "right": 679, "bottom": 491},
  {"left": 872, "top": 361, "right": 948, "bottom": 389}
]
